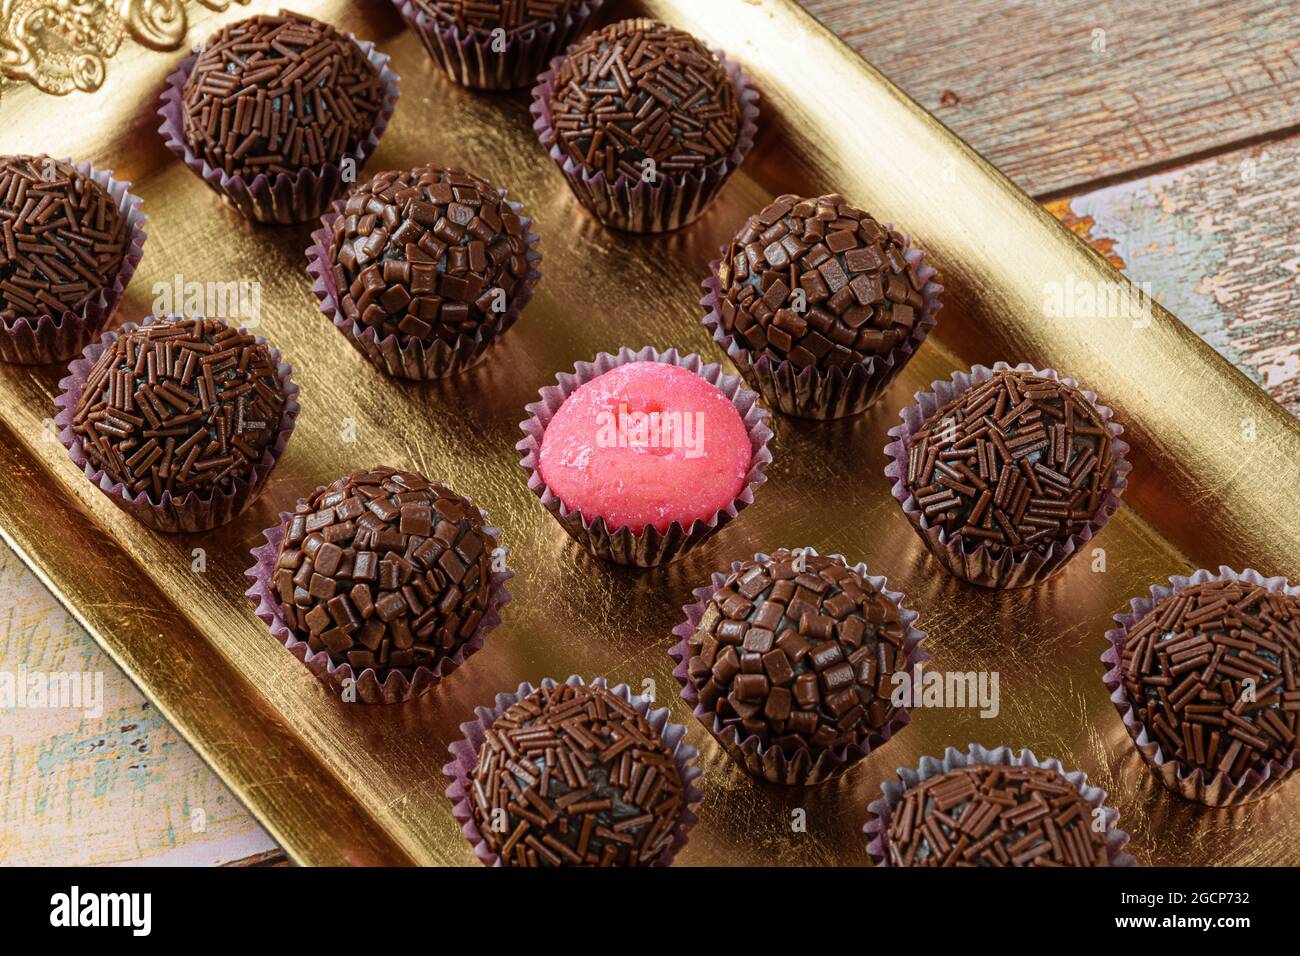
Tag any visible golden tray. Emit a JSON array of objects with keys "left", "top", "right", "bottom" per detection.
[{"left": 2, "top": 0, "right": 1298, "bottom": 866}]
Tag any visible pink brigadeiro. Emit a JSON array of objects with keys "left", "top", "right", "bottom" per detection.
[{"left": 537, "top": 361, "right": 753, "bottom": 535}]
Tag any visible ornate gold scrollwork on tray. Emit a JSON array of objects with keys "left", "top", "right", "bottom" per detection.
[{"left": 0, "top": 0, "right": 249, "bottom": 98}]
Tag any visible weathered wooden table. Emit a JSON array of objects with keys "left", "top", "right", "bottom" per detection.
[{"left": 1, "top": 0, "right": 1297, "bottom": 865}]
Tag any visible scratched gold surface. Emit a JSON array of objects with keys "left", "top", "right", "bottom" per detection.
[{"left": 1, "top": 0, "right": 1298, "bottom": 866}]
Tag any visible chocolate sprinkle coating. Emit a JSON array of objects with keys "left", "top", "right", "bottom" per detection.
[
  {"left": 717, "top": 194, "right": 926, "bottom": 370},
  {"left": 471, "top": 682, "right": 686, "bottom": 866},
  {"left": 71, "top": 317, "right": 287, "bottom": 500},
  {"left": 0, "top": 155, "right": 128, "bottom": 325},
  {"left": 888, "top": 765, "right": 1110, "bottom": 867},
  {"left": 549, "top": 19, "right": 741, "bottom": 181},
  {"left": 328, "top": 163, "right": 531, "bottom": 348},
  {"left": 1121, "top": 579, "right": 1300, "bottom": 780},
  {"left": 412, "top": 0, "right": 580, "bottom": 35},
  {"left": 181, "top": 11, "right": 384, "bottom": 181},
  {"left": 686, "top": 549, "right": 908, "bottom": 756},
  {"left": 273, "top": 467, "right": 494, "bottom": 680},
  {"left": 905, "top": 369, "right": 1115, "bottom": 557}
]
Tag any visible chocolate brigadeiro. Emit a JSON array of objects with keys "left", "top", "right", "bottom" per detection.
[
  {"left": 309, "top": 162, "right": 541, "bottom": 380},
  {"left": 58, "top": 317, "right": 296, "bottom": 532},
  {"left": 160, "top": 10, "right": 398, "bottom": 223},
  {"left": 0, "top": 155, "right": 144, "bottom": 365},
  {"left": 532, "top": 18, "right": 758, "bottom": 232},
  {"left": 445, "top": 678, "right": 701, "bottom": 866},
  {"left": 670, "top": 548, "right": 926, "bottom": 784},
  {"left": 254, "top": 467, "right": 510, "bottom": 703},
  {"left": 702, "top": 193, "right": 942, "bottom": 419},
  {"left": 887, "top": 364, "right": 1129, "bottom": 588},
  {"left": 393, "top": 0, "right": 606, "bottom": 91},
  {"left": 1104, "top": 569, "right": 1300, "bottom": 805}
]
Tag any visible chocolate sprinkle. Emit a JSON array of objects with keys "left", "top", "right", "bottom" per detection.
[
  {"left": 328, "top": 163, "right": 531, "bottom": 348},
  {"left": 905, "top": 369, "right": 1115, "bottom": 557},
  {"left": 548, "top": 19, "right": 741, "bottom": 181},
  {"left": 1121, "top": 579, "right": 1300, "bottom": 780},
  {"left": 181, "top": 11, "right": 384, "bottom": 180},
  {"left": 888, "top": 765, "right": 1110, "bottom": 867},
  {"left": 71, "top": 317, "right": 287, "bottom": 499},
  {"left": 471, "top": 682, "right": 686, "bottom": 866},
  {"left": 0, "top": 155, "right": 128, "bottom": 325},
  {"left": 273, "top": 467, "right": 494, "bottom": 680},
  {"left": 686, "top": 549, "right": 908, "bottom": 756},
  {"left": 717, "top": 194, "right": 926, "bottom": 369},
  {"left": 412, "top": 0, "right": 580, "bottom": 35}
]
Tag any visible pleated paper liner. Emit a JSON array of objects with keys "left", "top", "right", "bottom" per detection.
[
  {"left": 157, "top": 36, "right": 399, "bottom": 225},
  {"left": 669, "top": 550, "right": 928, "bottom": 785},
  {"left": 1102, "top": 566, "right": 1300, "bottom": 807},
  {"left": 392, "top": 0, "right": 604, "bottom": 91},
  {"left": 443, "top": 675, "right": 702, "bottom": 866},
  {"left": 306, "top": 192, "right": 542, "bottom": 381},
  {"left": 700, "top": 233, "right": 943, "bottom": 419},
  {"left": 884, "top": 362, "right": 1131, "bottom": 589},
  {"left": 863, "top": 743, "right": 1136, "bottom": 866},
  {"left": 530, "top": 36, "right": 759, "bottom": 233},
  {"left": 245, "top": 489, "right": 512, "bottom": 705},
  {"left": 0, "top": 161, "right": 147, "bottom": 365},
  {"left": 54, "top": 317, "right": 299, "bottom": 533},
  {"left": 517, "top": 346, "right": 772, "bottom": 567}
]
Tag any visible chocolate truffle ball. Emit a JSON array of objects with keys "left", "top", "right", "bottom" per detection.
[
  {"left": 181, "top": 12, "right": 385, "bottom": 180},
  {"left": 1120, "top": 579, "right": 1300, "bottom": 781},
  {"left": 548, "top": 19, "right": 741, "bottom": 181},
  {"left": 0, "top": 155, "right": 129, "bottom": 324},
  {"left": 685, "top": 549, "right": 909, "bottom": 756},
  {"left": 327, "top": 163, "right": 532, "bottom": 349},
  {"left": 412, "top": 0, "right": 581, "bottom": 35},
  {"left": 888, "top": 764, "right": 1110, "bottom": 867},
  {"left": 904, "top": 369, "right": 1116, "bottom": 556},
  {"left": 70, "top": 317, "right": 288, "bottom": 499},
  {"left": 471, "top": 681, "right": 687, "bottom": 866},
  {"left": 717, "top": 194, "right": 926, "bottom": 370},
  {"left": 272, "top": 467, "right": 495, "bottom": 679}
]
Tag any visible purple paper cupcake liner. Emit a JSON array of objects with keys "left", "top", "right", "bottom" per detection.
[
  {"left": 863, "top": 743, "right": 1136, "bottom": 866},
  {"left": 669, "top": 550, "right": 928, "bottom": 785},
  {"left": 517, "top": 345, "right": 773, "bottom": 566},
  {"left": 0, "top": 161, "right": 147, "bottom": 365},
  {"left": 530, "top": 40, "right": 759, "bottom": 233},
  {"left": 306, "top": 193, "right": 542, "bottom": 380},
  {"left": 54, "top": 317, "right": 299, "bottom": 533},
  {"left": 392, "top": 0, "right": 604, "bottom": 91},
  {"left": 245, "top": 489, "right": 512, "bottom": 704},
  {"left": 1102, "top": 566, "right": 1300, "bottom": 806},
  {"left": 443, "top": 675, "right": 702, "bottom": 866},
  {"left": 884, "top": 362, "right": 1131, "bottom": 589},
  {"left": 700, "top": 233, "right": 943, "bottom": 419},
  {"left": 157, "top": 37, "right": 400, "bottom": 225}
]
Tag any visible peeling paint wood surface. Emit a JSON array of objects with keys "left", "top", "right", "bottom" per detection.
[
  {"left": 3, "top": 3, "right": 1298, "bottom": 866},
  {"left": 799, "top": 0, "right": 1300, "bottom": 198}
]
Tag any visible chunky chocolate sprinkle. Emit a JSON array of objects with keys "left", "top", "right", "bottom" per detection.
[
  {"left": 1121, "top": 579, "right": 1300, "bottom": 780},
  {"left": 181, "top": 11, "right": 384, "bottom": 180},
  {"left": 0, "top": 155, "right": 128, "bottom": 325},
  {"left": 273, "top": 467, "right": 494, "bottom": 680},
  {"left": 549, "top": 19, "right": 741, "bottom": 181},
  {"left": 71, "top": 317, "right": 286, "bottom": 499},
  {"left": 471, "top": 682, "right": 686, "bottom": 866},
  {"left": 412, "top": 0, "right": 580, "bottom": 34},
  {"left": 905, "top": 369, "right": 1115, "bottom": 557},
  {"left": 686, "top": 549, "right": 908, "bottom": 756},
  {"left": 718, "top": 194, "right": 926, "bottom": 370},
  {"left": 888, "top": 765, "right": 1110, "bottom": 867},
  {"left": 328, "top": 163, "right": 530, "bottom": 348}
]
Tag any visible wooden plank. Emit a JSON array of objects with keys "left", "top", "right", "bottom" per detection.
[{"left": 799, "top": 0, "right": 1300, "bottom": 197}]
